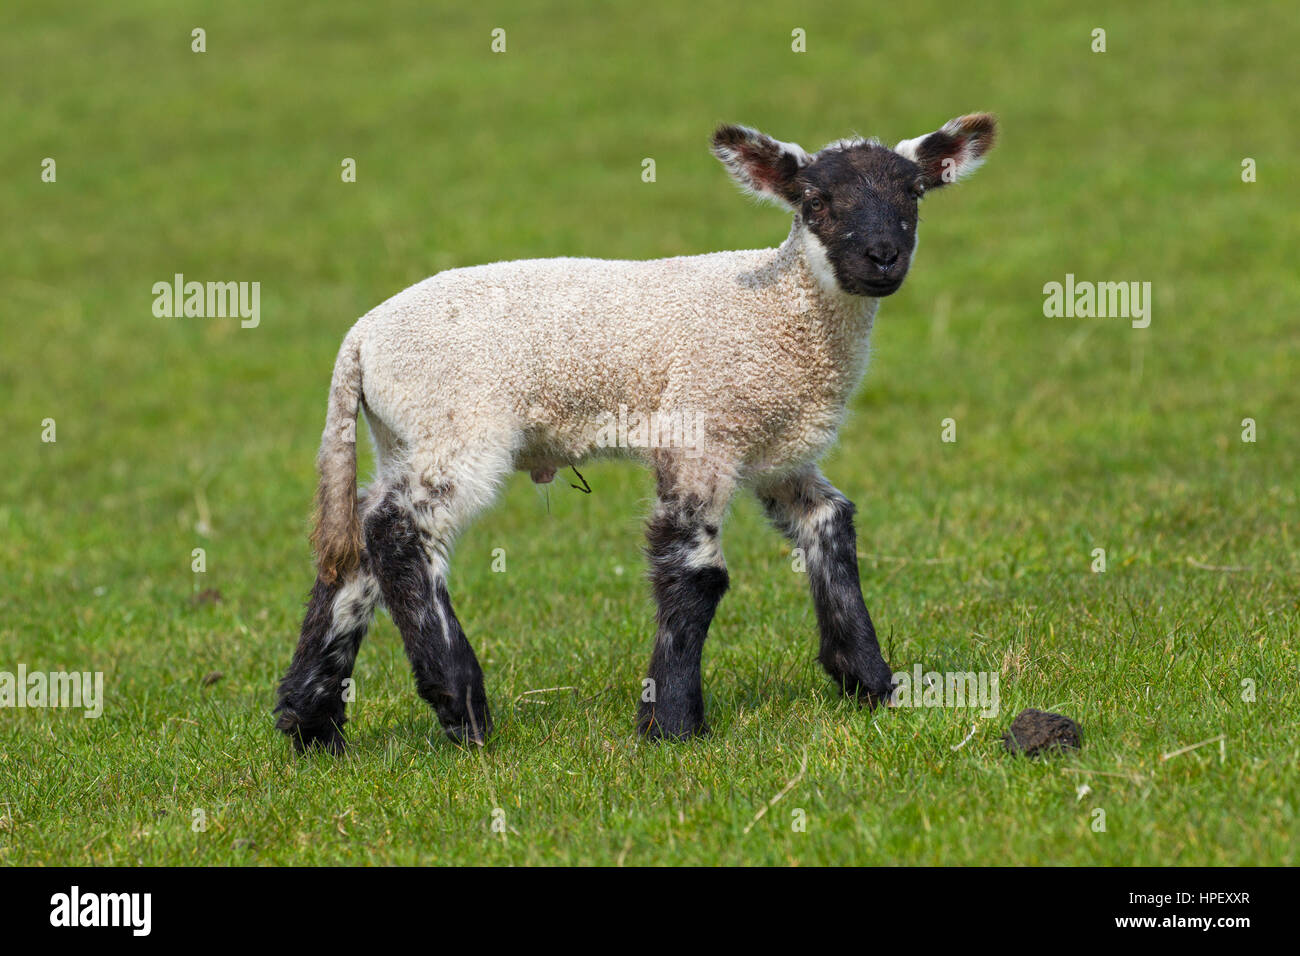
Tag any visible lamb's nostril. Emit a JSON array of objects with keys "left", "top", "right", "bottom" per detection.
[{"left": 866, "top": 243, "right": 899, "bottom": 271}]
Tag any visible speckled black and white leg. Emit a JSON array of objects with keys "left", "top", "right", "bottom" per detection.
[
  {"left": 636, "top": 465, "right": 734, "bottom": 740},
  {"left": 364, "top": 482, "right": 492, "bottom": 746},
  {"left": 275, "top": 567, "right": 381, "bottom": 754},
  {"left": 758, "top": 466, "right": 894, "bottom": 706}
]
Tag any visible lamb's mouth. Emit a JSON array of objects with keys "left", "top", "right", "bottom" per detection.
[{"left": 846, "top": 276, "right": 904, "bottom": 297}]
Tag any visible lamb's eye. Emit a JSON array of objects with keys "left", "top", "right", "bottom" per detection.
[
  {"left": 910, "top": 183, "right": 925, "bottom": 200},
  {"left": 807, "top": 197, "right": 825, "bottom": 213}
]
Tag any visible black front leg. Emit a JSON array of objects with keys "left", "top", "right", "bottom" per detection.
[{"left": 759, "top": 467, "right": 894, "bottom": 706}]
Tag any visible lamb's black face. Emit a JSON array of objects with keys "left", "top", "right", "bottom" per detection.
[
  {"left": 711, "top": 115, "right": 997, "bottom": 297},
  {"left": 795, "top": 144, "right": 924, "bottom": 297}
]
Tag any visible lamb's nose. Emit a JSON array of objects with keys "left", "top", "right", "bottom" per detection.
[{"left": 866, "top": 242, "right": 899, "bottom": 272}]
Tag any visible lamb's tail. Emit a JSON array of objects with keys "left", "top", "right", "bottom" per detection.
[{"left": 310, "top": 326, "right": 365, "bottom": 584}]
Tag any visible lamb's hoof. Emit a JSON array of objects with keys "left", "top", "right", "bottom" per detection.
[
  {"left": 850, "top": 678, "right": 896, "bottom": 710},
  {"left": 442, "top": 709, "right": 493, "bottom": 747},
  {"left": 443, "top": 723, "right": 490, "bottom": 747},
  {"left": 278, "top": 714, "right": 347, "bottom": 755},
  {"left": 823, "top": 650, "right": 896, "bottom": 709},
  {"left": 637, "top": 707, "right": 709, "bottom": 742}
]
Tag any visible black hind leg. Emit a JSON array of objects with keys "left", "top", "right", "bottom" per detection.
[
  {"left": 275, "top": 569, "right": 381, "bottom": 753},
  {"left": 365, "top": 487, "right": 492, "bottom": 745}
]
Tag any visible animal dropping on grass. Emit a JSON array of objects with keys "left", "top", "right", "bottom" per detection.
[{"left": 1002, "top": 708, "right": 1082, "bottom": 756}]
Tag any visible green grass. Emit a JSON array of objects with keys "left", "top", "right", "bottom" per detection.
[{"left": 2, "top": 0, "right": 1297, "bottom": 865}]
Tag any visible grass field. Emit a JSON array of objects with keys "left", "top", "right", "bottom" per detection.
[{"left": 2, "top": 0, "right": 1297, "bottom": 866}]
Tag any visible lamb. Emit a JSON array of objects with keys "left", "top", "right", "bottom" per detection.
[{"left": 274, "top": 113, "right": 998, "bottom": 751}]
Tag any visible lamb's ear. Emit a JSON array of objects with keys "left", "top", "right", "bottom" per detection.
[
  {"left": 894, "top": 113, "right": 997, "bottom": 189},
  {"left": 711, "top": 124, "right": 810, "bottom": 208}
]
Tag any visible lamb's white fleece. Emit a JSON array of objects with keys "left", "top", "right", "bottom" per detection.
[{"left": 313, "top": 218, "right": 881, "bottom": 580}]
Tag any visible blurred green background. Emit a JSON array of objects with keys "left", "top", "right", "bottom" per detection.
[{"left": 1, "top": 0, "right": 1296, "bottom": 864}]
